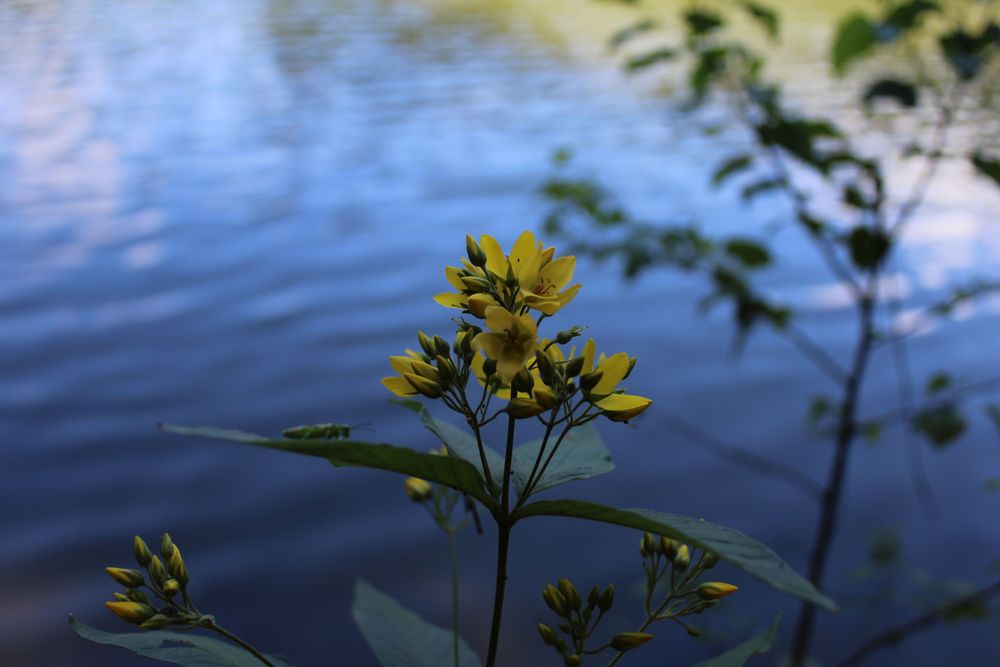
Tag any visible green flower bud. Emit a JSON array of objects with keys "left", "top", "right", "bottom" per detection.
[
  {"left": 126, "top": 589, "right": 150, "bottom": 604},
  {"left": 659, "top": 537, "right": 678, "bottom": 560},
  {"left": 167, "top": 548, "right": 189, "bottom": 586},
  {"left": 113, "top": 592, "right": 129, "bottom": 602},
  {"left": 483, "top": 358, "right": 498, "bottom": 377},
  {"left": 557, "top": 578, "right": 581, "bottom": 611},
  {"left": 563, "top": 357, "right": 585, "bottom": 378},
  {"left": 160, "top": 533, "right": 176, "bottom": 560},
  {"left": 435, "top": 355, "right": 457, "bottom": 384},
  {"left": 686, "top": 625, "right": 701, "bottom": 638},
  {"left": 564, "top": 655, "right": 581, "bottom": 667},
  {"left": 537, "top": 623, "right": 559, "bottom": 647},
  {"left": 580, "top": 370, "right": 603, "bottom": 392},
  {"left": 133, "top": 536, "right": 152, "bottom": 567},
  {"left": 673, "top": 544, "right": 691, "bottom": 571},
  {"left": 162, "top": 579, "right": 182, "bottom": 596},
  {"left": 696, "top": 582, "right": 738, "bottom": 600},
  {"left": 611, "top": 632, "right": 653, "bottom": 652},
  {"left": 466, "top": 235, "right": 488, "bottom": 268},
  {"left": 404, "top": 477, "right": 433, "bottom": 502},
  {"left": 542, "top": 583, "right": 568, "bottom": 617},
  {"left": 512, "top": 367, "right": 534, "bottom": 394},
  {"left": 105, "top": 567, "right": 146, "bottom": 589},
  {"left": 640, "top": 532, "right": 657, "bottom": 558},
  {"left": 554, "top": 326, "right": 584, "bottom": 345},
  {"left": 598, "top": 584, "right": 615, "bottom": 612},
  {"left": 678, "top": 600, "right": 717, "bottom": 616},
  {"left": 507, "top": 398, "right": 548, "bottom": 419},
  {"left": 148, "top": 555, "right": 167, "bottom": 585},
  {"left": 417, "top": 331, "right": 436, "bottom": 357},
  {"left": 432, "top": 335, "right": 450, "bottom": 357},
  {"left": 702, "top": 552, "right": 720, "bottom": 569},
  {"left": 587, "top": 585, "right": 601, "bottom": 609},
  {"left": 404, "top": 373, "right": 444, "bottom": 399},
  {"left": 460, "top": 275, "right": 494, "bottom": 292},
  {"left": 140, "top": 613, "right": 173, "bottom": 630},
  {"left": 535, "top": 350, "right": 558, "bottom": 387},
  {"left": 105, "top": 601, "right": 156, "bottom": 625}
]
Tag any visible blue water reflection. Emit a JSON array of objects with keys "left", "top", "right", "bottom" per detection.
[{"left": 2, "top": 0, "right": 999, "bottom": 665}]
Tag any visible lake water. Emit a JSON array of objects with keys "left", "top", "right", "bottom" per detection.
[{"left": 2, "top": 1, "right": 1000, "bottom": 665}]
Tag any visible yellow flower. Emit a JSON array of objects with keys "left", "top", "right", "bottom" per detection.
[
  {"left": 471, "top": 306, "right": 539, "bottom": 383},
  {"left": 381, "top": 350, "right": 443, "bottom": 398},
  {"left": 434, "top": 231, "right": 580, "bottom": 317},
  {"left": 576, "top": 339, "right": 652, "bottom": 422},
  {"left": 404, "top": 477, "right": 433, "bottom": 502}
]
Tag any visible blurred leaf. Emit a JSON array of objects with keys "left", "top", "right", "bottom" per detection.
[
  {"left": 741, "top": 178, "right": 785, "bottom": 201},
  {"left": 609, "top": 18, "right": 658, "bottom": 50},
  {"left": 798, "top": 212, "right": 827, "bottom": 236},
  {"left": 689, "top": 615, "right": 781, "bottom": 667},
  {"left": 862, "top": 421, "right": 882, "bottom": 444},
  {"left": 690, "top": 47, "right": 728, "bottom": 101},
  {"left": 972, "top": 152, "right": 1000, "bottom": 187},
  {"left": 69, "top": 617, "right": 293, "bottom": 667},
  {"left": 352, "top": 580, "right": 482, "bottom": 667},
  {"left": 884, "top": 0, "right": 940, "bottom": 33},
  {"left": 940, "top": 25, "right": 1000, "bottom": 81},
  {"left": 724, "top": 239, "right": 771, "bottom": 268},
  {"left": 847, "top": 226, "right": 891, "bottom": 270},
  {"left": 843, "top": 184, "right": 870, "bottom": 210},
  {"left": 712, "top": 154, "right": 755, "bottom": 187},
  {"left": 511, "top": 423, "right": 614, "bottom": 496},
  {"left": 739, "top": 1, "right": 780, "bottom": 40},
  {"left": 515, "top": 499, "right": 838, "bottom": 611},
  {"left": 863, "top": 78, "right": 918, "bottom": 108},
  {"left": 684, "top": 9, "right": 724, "bottom": 37},
  {"left": 626, "top": 47, "right": 679, "bottom": 71},
  {"left": 832, "top": 14, "right": 878, "bottom": 74},
  {"left": 160, "top": 424, "right": 496, "bottom": 508},
  {"left": 808, "top": 395, "right": 835, "bottom": 426},
  {"left": 926, "top": 372, "right": 951, "bottom": 395},
  {"left": 912, "top": 403, "right": 967, "bottom": 447}
]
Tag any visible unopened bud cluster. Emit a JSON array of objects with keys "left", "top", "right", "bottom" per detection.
[
  {"left": 537, "top": 577, "right": 617, "bottom": 664},
  {"left": 103, "top": 534, "right": 211, "bottom": 631}
]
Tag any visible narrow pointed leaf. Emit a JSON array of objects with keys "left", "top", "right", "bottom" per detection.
[
  {"left": 160, "top": 424, "right": 495, "bottom": 508},
  {"left": 69, "top": 616, "right": 294, "bottom": 667},
  {"left": 511, "top": 423, "right": 614, "bottom": 496},
  {"left": 514, "top": 499, "right": 836, "bottom": 611},
  {"left": 352, "top": 579, "right": 482, "bottom": 667},
  {"left": 689, "top": 615, "right": 780, "bottom": 667}
]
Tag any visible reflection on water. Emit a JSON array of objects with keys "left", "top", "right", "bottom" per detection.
[{"left": 2, "top": 0, "right": 999, "bottom": 665}]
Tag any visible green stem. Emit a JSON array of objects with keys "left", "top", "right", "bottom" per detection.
[
  {"left": 447, "top": 528, "right": 461, "bottom": 667},
  {"left": 485, "top": 412, "right": 517, "bottom": 667},
  {"left": 205, "top": 621, "right": 276, "bottom": 667}
]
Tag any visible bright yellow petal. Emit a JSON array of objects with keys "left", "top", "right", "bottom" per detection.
[
  {"left": 558, "top": 284, "right": 581, "bottom": 307},
  {"left": 468, "top": 293, "right": 499, "bottom": 318},
  {"left": 582, "top": 339, "right": 596, "bottom": 374},
  {"left": 480, "top": 234, "right": 506, "bottom": 276},
  {"left": 522, "top": 293, "right": 563, "bottom": 315},
  {"left": 596, "top": 393, "right": 652, "bottom": 421},
  {"left": 484, "top": 306, "right": 516, "bottom": 333},
  {"left": 497, "top": 356, "right": 525, "bottom": 383},
  {"left": 472, "top": 332, "right": 507, "bottom": 360},
  {"left": 538, "top": 256, "right": 576, "bottom": 290},
  {"left": 389, "top": 355, "right": 415, "bottom": 375},
  {"left": 434, "top": 292, "right": 467, "bottom": 309},
  {"left": 382, "top": 376, "right": 418, "bottom": 397},
  {"left": 593, "top": 352, "right": 629, "bottom": 394},
  {"left": 445, "top": 266, "right": 466, "bottom": 291}
]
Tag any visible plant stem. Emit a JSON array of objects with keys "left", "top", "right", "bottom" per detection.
[
  {"left": 205, "top": 621, "right": 276, "bottom": 667},
  {"left": 447, "top": 527, "right": 461, "bottom": 667},
  {"left": 789, "top": 295, "right": 876, "bottom": 667},
  {"left": 485, "top": 413, "right": 517, "bottom": 667}
]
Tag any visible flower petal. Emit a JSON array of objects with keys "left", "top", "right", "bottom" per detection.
[
  {"left": 538, "top": 256, "right": 576, "bottom": 290},
  {"left": 445, "top": 266, "right": 466, "bottom": 291},
  {"left": 593, "top": 352, "right": 630, "bottom": 394},
  {"left": 434, "top": 292, "right": 467, "bottom": 309},
  {"left": 389, "top": 355, "right": 415, "bottom": 375},
  {"left": 480, "top": 234, "right": 506, "bottom": 276},
  {"left": 484, "top": 306, "right": 516, "bottom": 334},
  {"left": 382, "top": 376, "right": 418, "bottom": 397}
]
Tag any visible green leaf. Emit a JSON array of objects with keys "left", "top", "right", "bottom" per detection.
[
  {"left": 352, "top": 580, "right": 482, "bottom": 667},
  {"left": 739, "top": 1, "right": 780, "bottom": 40},
  {"left": 511, "top": 423, "right": 614, "bottom": 496},
  {"left": 847, "top": 226, "right": 891, "bottom": 270},
  {"left": 884, "top": 0, "right": 939, "bottom": 32},
  {"left": 689, "top": 615, "right": 780, "bottom": 667},
  {"left": 684, "top": 10, "right": 725, "bottom": 36},
  {"left": 926, "top": 372, "right": 951, "bottom": 395},
  {"left": 626, "top": 47, "right": 679, "bottom": 72},
  {"left": 160, "top": 424, "right": 496, "bottom": 509},
  {"left": 690, "top": 47, "right": 728, "bottom": 101},
  {"left": 741, "top": 178, "right": 784, "bottom": 202},
  {"left": 913, "top": 404, "right": 966, "bottom": 447},
  {"left": 69, "top": 616, "right": 293, "bottom": 666},
  {"left": 712, "top": 154, "right": 755, "bottom": 188},
  {"left": 609, "top": 18, "right": 658, "bottom": 51},
  {"left": 863, "top": 78, "right": 918, "bottom": 108},
  {"left": 724, "top": 239, "right": 771, "bottom": 268},
  {"left": 940, "top": 25, "right": 998, "bottom": 81},
  {"left": 832, "top": 14, "right": 877, "bottom": 74},
  {"left": 395, "top": 400, "right": 505, "bottom": 490},
  {"left": 972, "top": 152, "right": 1000, "bottom": 187},
  {"left": 514, "top": 500, "right": 837, "bottom": 611}
]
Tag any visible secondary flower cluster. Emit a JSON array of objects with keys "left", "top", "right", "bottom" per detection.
[{"left": 381, "top": 231, "right": 652, "bottom": 424}]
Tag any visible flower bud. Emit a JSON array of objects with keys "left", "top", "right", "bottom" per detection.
[
  {"left": 410, "top": 359, "right": 442, "bottom": 383},
  {"left": 404, "top": 477, "right": 433, "bottom": 502},
  {"left": 105, "top": 567, "right": 146, "bottom": 589},
  {"left": 507, "top": 398, "right": 547, "bottom": 419},
  {"left": 533, "top": 386, "right": 558, "bottom": 409},
  {"left": 435, "top": 356, "right": 457, "bottom": 384},
  {"left": 554, "top": 326, "right": 584, "bottom": 345},
  {"left": 542, "top": 583, "right": 568, "bottom": 617},
  {"left": 417, "top": 331, "right": 436, "bottom": 357},
  {"left": 598, "top": 584, "right": 615, "bottom": 612},
  {"left": 404, "top": 373, "right": 444, "bottom": 399},
  {"left": 162, "top": 579, "right": 182, "bottom": 596},
  {"left": 673, "top": 544, "right": 691, "bottom": 571},
  {"left": 702, "top": 552, "right": 720, "bottom": 569},
  {"left": 133, "top": 536, "right": 152, "bottom": 567},
  {"left": 512, "top": 367, "right": 534, "bottom": 394},
  {"left": 482, "top": 359, "right": 497, "bottom": 377},
  {"left": 659, "top": 537, "right": 678, "bottom": 560},
  {"left": 640, "top": 532, "right": 657, "bottom": 558},
  {"left": 587, "top": 585, "right": 601, "bottom": 609},
  {"left": 686, "top": 625, "right": 701, "bottom": 638},
  {"left": 167, "top": 548, "right": 189, "bottom": 586},
  {"left": 113, "top": 592, "right": 129, "bottom": 602},
  {"left": 148, "top": 555, "right": 167, "bottom": 585},
  {"left": 466, "top": 235, "right": 488, "bottom": 268},
  {"left": 160, "top": 533, "right": 176, "bottom": 560},
  {"left": 564, "top": 655, "right": 581, "bottom": 667},
  {"left": 461, "top": 275, "right": 494, "bottom": 292},
  {"left": 610, "top": 632, "right": 653, "bottom": 652},
  {"left": 535, "top": 350, "right": 559, "bottom": 387},
  {"left": 696, "top": 582, "right": 738, "bottom": 600},
  {"left": 105, "top": 601, "right": 156, "bottom": 625},
  {"left": 140, "top": 613, "right": 174, "bottom": 630},
  {"left": 580, "top": 370, "right": 603, "bottom": 392},
  {"left": 537, "top": 623, "right": 559, "bottom": 647},
  {"left": 678, "top": 600, "right": 717, "bottom": 616},
  {"left": 468, "top": 293, "right": 498, "bottom": 318},
  {"left": 557, "top": 578, "right": 582, "bottom": 611},
  {"left": 126, "top": 589, "right": 150, "bottom": 604},
  {"left": 563, "top": 357, "right": 585, "bottom": 379},
  {"left": 432, "top": 336, "right": 450, "bottom": 357}
]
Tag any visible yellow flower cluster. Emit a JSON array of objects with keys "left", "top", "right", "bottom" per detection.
[{"left": 381, "top": 231, "right": 651, "bottom": 423}]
